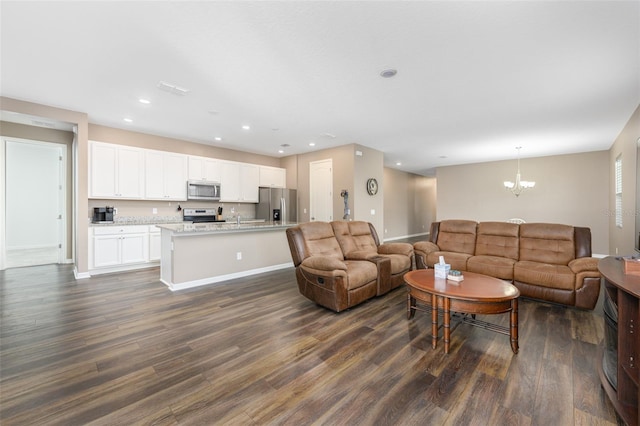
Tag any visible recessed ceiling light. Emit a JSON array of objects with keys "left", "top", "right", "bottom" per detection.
[
  {"left": 242, "top": 125, "right": 251, "bottom": 130},
  {"left": 139, "top": 98, "right": 151, "bottom": 104},
  {"left": 309, "top": 142, "right": 316, "bottom": 147},
  {"left": 123, "top": 118, "right": 133, "bottom": 123},
  {"left": 278, "top": 149, "right": 284, "bottom": 154},
  {"left": 322, "top": 133, "right": 336, "bottom": 138},
  {"left": 396, "top": 162, "right": 402, "bottom": 166},
  {"left": 214, "top": 137, "right": 222, "bottom": 141},
  {"left": 380, "top": 69, "right": 398, "bottom": 78}
]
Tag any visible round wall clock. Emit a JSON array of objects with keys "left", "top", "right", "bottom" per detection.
[{"left": 366, "top": 178, "right": 378, "bottom": 195}]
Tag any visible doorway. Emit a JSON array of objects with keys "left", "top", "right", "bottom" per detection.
[
  {"left": 309, "top": 159, "right": 333, "bottom": 222},
  {"left": 2, "top": 138, "right": 67, "bottom": 268}
]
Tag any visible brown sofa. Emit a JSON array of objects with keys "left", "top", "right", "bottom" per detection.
[
  {"left": 413, "top": 220, "right": 601, "bottom": 310},
  {"left": 286, "top": 221, "right": 413, "bottom": 312}
]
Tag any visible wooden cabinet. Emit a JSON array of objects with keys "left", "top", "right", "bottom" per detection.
[
  {"left": 598, "top": 256, "right": 640, "bottom": 426},
  {"left": 89, "top": 141, "right": 144, "bottom": 199},
  {"left": 144, "top": 150, "right": 187, "bottom": 200},
  {"left": 188, "top": 156, "right": 221, "bottom": 182},
  {"left": 220, "top": 161, "right": 259, "bottom": 202},
  {"left": 259, "top": 166, "right": 286, "bottom": 188},
  {"left": 91, "top": 225, "right": 149, "bottom": 269}
]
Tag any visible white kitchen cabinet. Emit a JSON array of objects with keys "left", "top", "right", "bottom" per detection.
[
  {"left": 89, "top": 141, "right": 144, "bottom": 199},
  {"left": 240, "top": 163, "right": 260, "bottom": 202},
  {"left": 188, "top": 156, "right": 221, "bottom": 182},
  {"left": 149, "top": 226, "right": 161, "bottom": 261},
  {"left": 220, "top": 161, "right": 259, "bottom": 202},
  {"left": 144, "top": 150, "right": 187, "bottom": 200},
  {"left": 259, "top": 166, "right": 286, "bottom": 188},
  {"left": 91, "top": 225, "right": 149, "bottom": 269}
]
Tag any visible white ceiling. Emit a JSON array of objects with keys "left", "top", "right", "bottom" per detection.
[{"left": 1, "top": 1, "right": 638, "bottom": 176}]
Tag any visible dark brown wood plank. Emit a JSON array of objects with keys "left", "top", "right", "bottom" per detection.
[{"left": 0, "top": 262, "right": 620, "bottom": 425}]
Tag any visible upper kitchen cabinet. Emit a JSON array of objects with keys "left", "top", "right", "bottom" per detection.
[
  {"left": 188, "top": 156, "right": 221, "bottom": 182},
  {"left": 89, "top": 141, "right": 144, "bottom": 199},
  {"left": 220, "top": 161, "right": 259, "bottom": 202},
  {"left": 144, "top": 150, "right": 188, "bottom": 200},
  {"left": 259, "top": 166, "right": 286, "bottom": 188}
]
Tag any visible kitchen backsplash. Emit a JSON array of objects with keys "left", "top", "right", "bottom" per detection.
[{"left": 88, "top": 199, "right": 257, "bottom": 221}]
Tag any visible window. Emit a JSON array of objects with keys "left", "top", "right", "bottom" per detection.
[{"left": 615, "top": 155, "right": 622, "bottom": 228}]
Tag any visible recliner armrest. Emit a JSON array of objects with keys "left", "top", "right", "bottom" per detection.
[
  {"left": 569, "top": 257, "right": 599, "bottom": 274},
  {"left": 413, "top": 241, "right": 439, "bottom": 256},
  {"left": 378, "top": 242, "right": 413, "bottom": 257},
  {"left": 301, "top": 256, "right": 347, "bottom": 272}
]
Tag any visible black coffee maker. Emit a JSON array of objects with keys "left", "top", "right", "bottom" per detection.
[{"left": 93, "top": 206, "right": 114, "bottom": 223}]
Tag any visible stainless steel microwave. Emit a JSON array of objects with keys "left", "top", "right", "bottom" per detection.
[{"left": 187, "top": 180, "right": 221, "bottom": 201}]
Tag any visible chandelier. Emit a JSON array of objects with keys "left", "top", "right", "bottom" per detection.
[{"left": 504, "top": 147, "right": 535, "bottom": 197}]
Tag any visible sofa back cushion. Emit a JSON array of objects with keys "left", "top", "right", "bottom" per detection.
[
  {"left": 475, "top": 222, "right": 520, "bottom": 260},
  {"left": 331, "top": 221, "right": 378, "bottom": 255},
  {"left": 519, "top": 223, "right": 575, "bottom": 265},
  {"left": 436, "top": 220, "right": 477, "bottom": 255},
  {"left": 298, "top": 221, "right": 344, "bottom": 260}
]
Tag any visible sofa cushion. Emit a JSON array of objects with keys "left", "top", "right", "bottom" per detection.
[
  {"left": 475, "top": 222, "right": 519, "bottom": 260},
  {"left": 514, "top": 261, "right": 575, "bottom": 290},
  {"left": 436, "top": 220, "right": 477, "bottom": 255},
  {"left": 343, "top": 260, "right": 378, "bottom": 290},
  {"left": 467, "top": 255, "right": 516, "bottom": 280},
  {"left": 332, "top": 221, "right": 378, "bottom": 255},
  {"left": 519, "top": 223, "right": 575, "bottom": 265},
  {"left": 300, "top": 222, "right": 344, "bottom": 260},
  {"left": 382, "top": 253, "right": 412, "bottom": 275}
]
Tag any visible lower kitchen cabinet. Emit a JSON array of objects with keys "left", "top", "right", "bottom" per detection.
[
  {"left": 90, "top": 225, "right": 151, "bottom": 271},
  {"left": 149, "top": 227, "right": 161, "bottom": 261}
]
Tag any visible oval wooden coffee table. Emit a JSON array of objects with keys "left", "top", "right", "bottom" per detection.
[{"left": 404, "top": 269, "right": 520, "bottom": 354}]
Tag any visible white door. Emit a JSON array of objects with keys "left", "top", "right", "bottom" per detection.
[
  {"left": 3, "top": 138, "right": 65, "bottom": 268},
  {"left": 310, "top": 159, "right": 333, "bottom": 221}
]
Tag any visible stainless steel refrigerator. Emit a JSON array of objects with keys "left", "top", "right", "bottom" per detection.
[{"left": 257, "top": 187, "right": 297, "bottom": 223}]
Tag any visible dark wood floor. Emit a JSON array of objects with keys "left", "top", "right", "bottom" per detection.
[{"left": 0, "top": 261, "right": 621, "bottom": 425}]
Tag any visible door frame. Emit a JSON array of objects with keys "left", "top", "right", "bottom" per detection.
[{"left": 1, "top": 136, "right": 67, "bottom": 269}]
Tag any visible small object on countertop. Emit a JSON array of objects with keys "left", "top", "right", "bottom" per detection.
[{"left": 623, "top": 257, "right": 640, "bottom": 275}]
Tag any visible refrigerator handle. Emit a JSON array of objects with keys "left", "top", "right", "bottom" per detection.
[{"left": 281, "top": 197, "right": 286, "bottom": 223}]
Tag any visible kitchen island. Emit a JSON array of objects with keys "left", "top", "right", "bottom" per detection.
[{"left": 156, "top": 221, "right": 296, "bottom": 291}]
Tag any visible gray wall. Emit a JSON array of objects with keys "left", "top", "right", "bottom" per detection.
[
  {"left": 435, "top": 151, "right": 610, "bottom": 255},
  {"left": 608, "top": 104, "right": 639, "bottom": 256},
  {"left": 383, "top": 167, "right": 436, "bottom": 240}
]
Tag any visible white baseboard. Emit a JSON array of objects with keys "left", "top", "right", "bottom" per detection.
[{"left": 164, "top": 262, "right": 294, "bottom": 292}]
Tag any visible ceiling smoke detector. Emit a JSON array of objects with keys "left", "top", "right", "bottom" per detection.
[
  {"left": 157, "top": 81, "right": 190, "bottom": 96},
  {"left": 380, "top": 69, "right": 398, "bottom": 78}
]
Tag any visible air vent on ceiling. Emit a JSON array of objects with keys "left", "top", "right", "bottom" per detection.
[{"left": 157, "top": 81, "right": 190, "bottom": 96}]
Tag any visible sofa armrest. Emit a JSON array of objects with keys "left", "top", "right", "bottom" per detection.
[
  {"left": 413, "top": 241, "right": 439, "bottom": 256},
  {"left": 378, "top": 242, "right": 414, "bottom": 257},
  {"left": 344, "top": 250, "right": 379, "bottom": 261},
  {"left": 301, "top": 256, "right": 347, "bottom": 272},
  {"left": 569, "top": 257, "right": 599, "bottom": 274}
]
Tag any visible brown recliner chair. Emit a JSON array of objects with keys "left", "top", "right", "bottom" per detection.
[
  {"left": 331, "top": 221, "right": 413, "bottom": 295},
  {"left": 286, "top": 221, "right": 379, "bottom": 312}
]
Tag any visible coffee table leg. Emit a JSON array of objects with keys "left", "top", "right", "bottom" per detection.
[
  {"left": 431, "top": 293, "right": 438, "bottom": 349},
  {"left": 407, "top": 293, "right": 416, "bottom": 319},
  {"left": 443, "top": 297, "right": 451, "bottom": 354},
  {"left": 510, "top": 298, "right": 519, "bottom": 354}
]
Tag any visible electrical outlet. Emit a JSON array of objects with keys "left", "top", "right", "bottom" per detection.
[
  {"left": 370, "top": 209, "right": 375, "bottom": 215},
  {"left": 152, "top": 208, "right": 158, "bottom": 214},
  {"left": 236, "top": 252, "right": 242, "bottom": 260},
  {"left": 113, "top": 207, "right": 118, "bottom": 215}
]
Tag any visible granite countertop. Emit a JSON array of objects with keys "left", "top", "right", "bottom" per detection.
[
  {"left": 156, "top": 221, "right": 297, "bottom": 235},
  {"left": 89, "top": 216, "right": 185, "bottom": 226}
]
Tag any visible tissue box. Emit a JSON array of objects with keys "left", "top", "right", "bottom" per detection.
[{"left": 434, "top": 263, "right": 451, "bottom": 278}]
